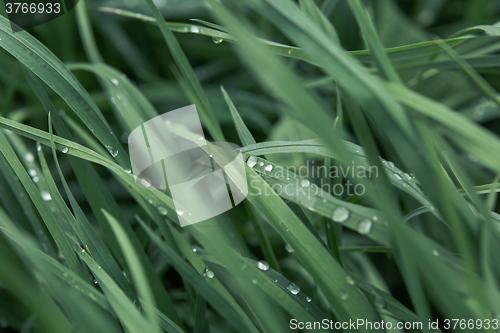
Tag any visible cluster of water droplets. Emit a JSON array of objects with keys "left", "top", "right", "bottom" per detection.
[
  {"left": 330, "top": 204, "right": 377, "bottom": 234},
  {"left": 246, "top": 156, "right": 274, "bottom": 173},
  {"left": 105, "top": 145, "right": 119, "bottom": 158}
]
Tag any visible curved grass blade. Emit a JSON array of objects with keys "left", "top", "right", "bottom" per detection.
[
  {"left": 0, "top": 16, "right": 128, "bottom": 167},
  {"left": 137, "top": 218, "right": 255, "bottom": 333},
  {"left": 141, "top": 0, "right": 224, "bottom": 142},
  {"left": 103, "top": 210, "right": 161, "bottom": 333}
]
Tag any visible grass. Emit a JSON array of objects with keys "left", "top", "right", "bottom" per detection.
[{"left": 1, "top": 0, "right": 500, "bottom": 332}]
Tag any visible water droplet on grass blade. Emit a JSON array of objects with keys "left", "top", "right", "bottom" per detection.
[
  {"left": 124, "top": 168, "right": 131, "bottom": 174},
  {"left": 374, "top": 295, "right": 386, "bottom": 308},
  {"left": 111, "top": 78, "right": 119, "bottom": 85},
  {"left": 138, "top": 178, "right": 151, "bottom": 188},
  {"left": 24, "top": 152, "right": 34, "bottom": 163},
  {"left": 190, "top": 25, "right": 200, "bottom": 33},
  {"left": 306, "top": 296, "right": 312, "bottom": 303},
  {"left": 176, "top": 209, "right": 184, "bottom": 216},
  {"left": 345, "top": 276, "right": 355, "bottom": 285},
  {"left": 265, "top": 164, "right": 273, "bottom": 172},
  {"left": 257, "top": 261, "right": 269, "bottom": 271},
  {"left": 202, "top": 266, "right": 214, "bottom": 279},
  {"left": 61, "top": 147, "right": 69, "bottom": 154},
  {"left": 433, "top": 249, "right": 439, "bottom": 256},
  {"left": 332, "top": 207, "right": 350, "bottom": 223},
  {"left": 246, "top": 156, "right": 257, "bottom": 168},
  {"left": 357, "top": 219, "right": 373, "bottom": 234},
  {"left": 105, "top": 145, "right": 118, "bottom": 157},
  {"left": 287, "top": 283, "right": 300, "bottom": 295},
  {"left": 157, "top": 206, "right": 168, "bottom": 215},
  {"left": 212, "top": 36, "right": 223, "bottom": 44},
  {"left": 28, "top": 169, "right": 37, "bottom": 177},
  {"left": 339, "top": 290, "right": 348, "bottom": 300},
  {"left": 300, "top": 179, "right": 310, "bottom": 187},
  {"left": 285, "top": 244, "right": 294, "bottom": 253},
  {"left": 41, "top": 190, "right": 52, "bottom": 201}
]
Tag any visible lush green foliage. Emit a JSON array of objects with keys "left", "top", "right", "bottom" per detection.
[{"left": 1, "top": 0, "right": 500, "bottom": 332}]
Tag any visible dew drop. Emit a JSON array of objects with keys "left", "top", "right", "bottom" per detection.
[
  {"left": 24, "top": 152, "right": 35, "bottom": 163},
  {"left": 259, "top": 161, "right": 264, "bottom": 167},
  {"left": 148, "top": 199, "right": 154, "bottom": 204},
  {"left": 41, "top": 190, "right": 52, "bottom": 201},
  {"left": 124, "top": 168, "right": 131, "bottom": 174},
  {"left": 28, "top": 169, "right": 37, "bottom": 177},
  {"left": 111, "top": 78, "right": 119, "bottom": 85},
  {"left": 61, "top": 147, "right": 69, "bottom": 154},
  {"left": 306, "top": 296, "right": 312, "bottom": 303},
  {"left": 357, "top": 219, "right": 373, "bottom": 234},
  {"left": 287, "top": 283, "right": 300, "bottom": 295},
  {"left": 203, "top": 267, "right": 214, "bottom": 279},
  {"left": 374, "top": 295, "right": 386, "bottom": 308},
  {"left": 388, "top": 161, "right": 395, "bottom": 168},
  {"left": 138, "top": 178, "right": 151, "bottom": 188},
  {"left": 332, "top": 207, "right": 350, "bottom": 223},
  {"left": 105, "top": 145, "right": 118, "bottom": 157},
  {"left": 285, "top": 244, "right": 294, "bottom": 253},
  {"left": 176, "top": 209, "right": 184, "bottom": 216},
  {"left": 212, "top": 36, "right": 223, "bottom": 44},
  {"left": 251, "top": 278, "right": 258, "bottom": 284},
  {"left": 394, "top": 174, "right": 402, "bottom": 180},
  {"left": 197, "top": 136, "right": 204, "bottom": 141},
  {"left": 257, "top": 261, "right": 269, "bottom": 271},
  {"left": 300, "top": 179, "right": 310, "bottom": 187},
  {"left": 473, "top": 105, "right": 486, "bottom": 121},
  {"left": 157, "top": 206, "right": 168, "bottom": 215},
  {"left": 32, "top": 176, "right": 39, "bottom": 183},
  {"left": 264, "top": 164, "right": 273, "bottom": 172},
  {"left": 345, "top": 276, "right": 355, "bottom": 285},
  {"left": 433, "top": 249, "right": 439, "bottom": 256},
  {"left": 239, "top": 261, "right": 247, "bottom": 271},
  {"left": 37, "top": 144, "right": 42, "bottom": 152},
  {"left": 94, "top": 279, "right": 98, "bottom": 285},
  {"left": 246, "top": 156, "right": 257, "bottom": 168},
  {"left": 190, "top": 25, "right": 200, "bottom": 33},
  {"left": 339, "top": 290, "right": 348, "bottom": 300},
  {"left": 404, "top": 173, "right": 412, "bottom": 181}
]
